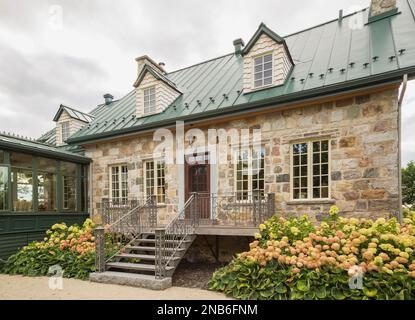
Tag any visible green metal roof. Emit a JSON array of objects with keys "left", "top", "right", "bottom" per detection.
[
  {"left": 0, "top": 132, "right": 90, "bottom": 163},
  {"left": 53, "top": 104, "right": 95, "bottom": 123},
  {"left": 65, "top": 0, "right": 415, "bottom": 144}
]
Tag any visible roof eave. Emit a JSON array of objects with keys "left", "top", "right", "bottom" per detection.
[
  {"left": 67, "top": 67, "right": 414, "bottom": 145},
  {"left": 0, "top": 140, "right": 91, "bottom": 163}
]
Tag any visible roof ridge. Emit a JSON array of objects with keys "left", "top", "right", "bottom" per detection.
[
  {"left": 283, "top": 7, "right": 369, "bottom": 38},
  {"left": 167, "top": 52, "right": 234, "bottom": 75},
  {"left": 166, "top": 9, "right": 368, "bottom": 76},
  {"left": 60, "top": 104, "right": 95, "bottom": 117}
]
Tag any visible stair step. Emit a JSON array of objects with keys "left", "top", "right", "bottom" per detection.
[
  {"left": 127, "top": 246, "right": 185, "bottom": 252},
  {"left": 135, "top": 238, "right": 191, "bottom": 244},
  {"left": 116, "top": 253, "right": 180, "bottom": 261},
  {"left": 107, "top": 262, "right": 174, "bottom": 272},
  {"left": 90, "top": 271, "right": 172, "bottom": 290}
]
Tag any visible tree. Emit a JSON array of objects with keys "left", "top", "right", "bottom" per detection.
[{"left": 402, "top": 161, "right": 415, "bottom": 207}]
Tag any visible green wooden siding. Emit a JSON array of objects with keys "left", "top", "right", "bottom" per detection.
[{"left": 0, "top": 213, "right": 89, "bottom": 259}]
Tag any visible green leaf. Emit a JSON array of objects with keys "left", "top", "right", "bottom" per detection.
[
  {"left": 296, "top": 279, "right": 310, "bottom": 292},
  {"left": 363, "top": 287, "right": 378, "bottom": 298}
]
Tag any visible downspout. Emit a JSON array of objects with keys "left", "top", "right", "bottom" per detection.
[
  {"left": 397, "top": 74, "right": 408, "bottom": 222},
  {"left": 89, "top": 162, "right": 94, "bottom": 220}
]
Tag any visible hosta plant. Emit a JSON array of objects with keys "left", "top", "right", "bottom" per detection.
[{"left": 209, "top": 208, "right": 415, "bottom": 300}]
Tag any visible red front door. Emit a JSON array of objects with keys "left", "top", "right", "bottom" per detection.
[{"left": 185, "top": 154, "right": 210, "bottom": 219}]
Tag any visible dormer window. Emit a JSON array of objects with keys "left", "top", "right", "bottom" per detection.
[
  {"left": 254, "top": 53, "right": 273, "bottom": 88},
  {"left": 61, "top": 122, "right": 70, "bottom": 142},
  {"left": 143, "top": 86, "right": 156, "bottom": 115}
]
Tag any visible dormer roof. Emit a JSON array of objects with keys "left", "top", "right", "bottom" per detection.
[
  {"left": 133, "top": 64, "right": 181, "bottom": 94},
  {"left": 53, "top": 104, "right": 95, "bottom": 123},
  {"left": 242, "top": 22, "right": 294, "bottom": 66}
]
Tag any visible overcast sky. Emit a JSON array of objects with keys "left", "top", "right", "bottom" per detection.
[{"left": 0, "top": 0, "right": 413, "bottom": 165}]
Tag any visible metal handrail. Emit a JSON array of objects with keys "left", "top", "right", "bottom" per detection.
[{"left": 155, "top": 194, "right": 196, "bottom": 279}]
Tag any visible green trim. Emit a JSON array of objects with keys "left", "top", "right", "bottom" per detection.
[
  {"left": 0, "top": 140, "right": 91, "bottom": 164},
  {"left": 368, "top": 8, "right": 400, "bottom": 24},
  {"left": 133, "top": 65, "right": 181, "bottom": 93},
  {"left": 242, "top": 22, "right": 295, "bottom": 65},
  {"left": 32, "top": 157, "right": 38, "bottom": 213},
  {"left": 67, "top": 66, "right": 413, "bottom": 145},
  {"left": 57, "top": 161, "right": 63, "bottom": 212}
]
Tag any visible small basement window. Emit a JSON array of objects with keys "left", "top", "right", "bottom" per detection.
[
  {"left": 253, "top": 53, "right": 273, "bottom": 88},
  {"left": 143, "top": 86, "right": 156, "bottom": 114}
]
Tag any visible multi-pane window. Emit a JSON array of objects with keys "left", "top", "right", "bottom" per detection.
[
  {"left": 61, "top": 121, "right": 70, "bottom": 142},
  {"left": 292, "top": 140, "right": 330, "bottom": 200},
  {"left": 110, "top": 165, "right": 128, "bottom": 204},
  {"left": 235, "top": 147, "right": 265, "bottom": 200},
  {"left": 254, "top": 53, "right": 273, "bottom": 88},
  {"left": 144, "top": 160, "right": 165, "bottom": 204},
  {"left": 0, "top": 166, "right": 8, "bottom": 211},
  {"left": 143, "top": 86, "right": 156, "bottom": 114}
]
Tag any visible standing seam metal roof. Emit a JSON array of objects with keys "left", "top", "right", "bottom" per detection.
[{"left": 63, "top": 0, "right": 415, "bottom": 143}]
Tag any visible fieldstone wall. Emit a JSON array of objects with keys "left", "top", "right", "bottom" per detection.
[{"left": 85, "top": 87, "right": 400, "bottom": 223}]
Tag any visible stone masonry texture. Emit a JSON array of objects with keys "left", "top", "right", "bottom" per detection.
[{"left": 85, "top": 87, "right": 400, "bottom": 223}]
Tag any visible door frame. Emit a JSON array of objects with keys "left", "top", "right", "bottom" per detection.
[{"left": 179, "top": 150, "right": 216, "bottom": 219}]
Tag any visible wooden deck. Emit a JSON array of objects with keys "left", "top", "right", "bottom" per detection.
[{"left": 194, "top": 220, "right": 258, "bottom": 236}]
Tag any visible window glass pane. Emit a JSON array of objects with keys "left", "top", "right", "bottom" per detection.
[
  {"left": 264, "top": 77, "right": 272, "bottom": 85},
  {"left": 292, "top": 143, "right": 308, "bottom": 200},
  {"left": 0, "top": 166, "right": 8, "bottom": 211},
  {"left": 81, "top": 177, "right": 88, "bottom": 212},
  {"left": 145, "top": 161, "right": 155, "bottom": 197},
  {"left": 12, "top": 168, "right": 33, "bottom": 212},
  {"left": 264, "top": 62, "right": 272, "bottom": 70},
  {"left": 61, "top": 122, "right": 70, "bottom": 142},
  {"left": 264, "top": 54, "right": 272, "bottom": 63},
  {"left": 254, "top": 57, "right": 262, "bottom": 65},
  {"left": 254, "top": 80, "right": 262, "bottom": 88},
  {"left": 144, "top": 86, "right": 156, "bottom": 114},
  {"left": 63, "top": 176, "right": 77, "bottom": 211},
  {"left": 38, "top": 173, "right": 57, "bottom": 211},
  {"left": 156, "top": 161, "right": 166, "bottom": 203},
  {"left": 311, "top": 140, "right": 330, "bottom": 199},
  {"left": 0, "top": 150, "right": 4, "bottom": 163},
  {"left": 11, "top": 152, "right": 32, "bottom": 168},
  {"left": 61, "top": 162, "right": 77, "bottom": 176},
  {"left": 38, "top": 157, "right": 57, "bottom": 173}
]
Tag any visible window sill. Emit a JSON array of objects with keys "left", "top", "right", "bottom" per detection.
[{"left": 287, "top": 199, "right": 335, "bottom": 206}]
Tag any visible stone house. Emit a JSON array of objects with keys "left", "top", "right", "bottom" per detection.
[{"left": 2, "top": 0, "right": 415, "bottom": 286}]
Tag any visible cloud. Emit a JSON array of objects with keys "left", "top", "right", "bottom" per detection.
[{"left": 1, "top": 0, "right": 413, "bottom": 166}]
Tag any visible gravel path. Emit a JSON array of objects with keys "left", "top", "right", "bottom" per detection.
[{"left": 0, "top": 275, "right": 230, "bottom": 300}]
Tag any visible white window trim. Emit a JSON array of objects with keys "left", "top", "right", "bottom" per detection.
[
  {"left": 233, "top": 146, "right": 265, "bottom": 200},
  {"left": 290, "top": 139, "right": 331, "bottom": 201},
  {"left": 109, "top": 164, "right": 128, "bottom": 203},
  {"left": 143, "top": 159, "right": 166, "bottom": 205},
  {"left": 143, "top": 86, "right": 157, "bottom": 115},
  {"left": 61, "top": 121, "right": 70, "bottom": 143},
  {"left": 252, "top": 51, "right": 274, "bottom": 89}
]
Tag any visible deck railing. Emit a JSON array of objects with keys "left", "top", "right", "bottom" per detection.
[
  {"left": 194, "top": 192, "right": 275, "bottom": 226},
  {"left": 95, "top": 196, "right": 157, "bottom": 272},
  {"left": 95, "top": 192, "right": 276, "bottom": 277},
  {"left": 154, "top": 194, "right": 197, "bottom": 279}
]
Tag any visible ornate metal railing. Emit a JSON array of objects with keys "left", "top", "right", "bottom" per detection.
[
  {"left": 154, "top": 194, "right": 197, "bottom": 279},
  {"left": 95, "top": 196, "right": 157, "bottom": 272},
  {"left": 196, "top": 192, "right": 275, "bottom": 226}
]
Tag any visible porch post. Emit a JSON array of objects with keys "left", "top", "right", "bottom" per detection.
[
  {"left": 154, "top": 227, "right": 166, "bottom": 279},
  {"left": 94, "top": 226, "right": 105, "bottom": 273},
  {"left": 149, "top": 195, "right": 157, "bottom": 228},
  {"left": 267, "top": 193, "right": 275, "bottom": 219},
  {"left": 191, "top": 192, "right": 199, "bottom": 226}
]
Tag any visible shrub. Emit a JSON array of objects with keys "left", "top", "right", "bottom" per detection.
[
  {"left": 209, "top": 208, "right": 415, "bottom": 300},
  {"left": 2, "top": 219, "right": 106, "bottom": 280}
]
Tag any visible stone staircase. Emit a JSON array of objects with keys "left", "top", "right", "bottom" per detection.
[{"left": 90, "top": 231, "right": 196, "bottom": 290}]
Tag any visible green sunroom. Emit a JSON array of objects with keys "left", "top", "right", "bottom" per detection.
[{"left": 0, "top": 133, "right": 91, "bottom": 259}]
